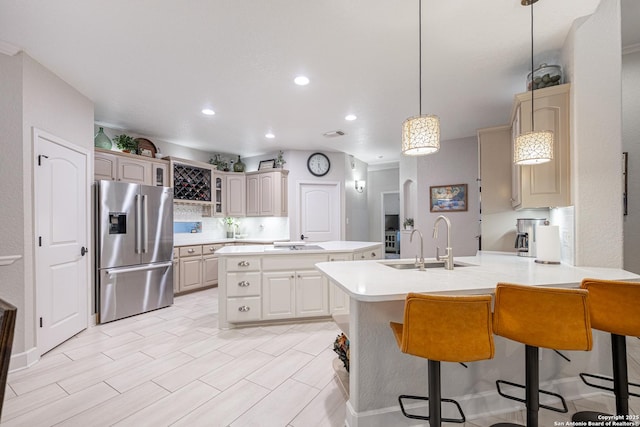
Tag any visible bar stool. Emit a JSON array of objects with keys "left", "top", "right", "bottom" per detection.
[
  {"left": 492, "top": 283, "right": 592, "bottom": 427},
  {"left": 573, "top": 278, "right": 640, "bottom": 422},
  {"left": 390, "top": 292, "right": 495, "bottom": 426}
]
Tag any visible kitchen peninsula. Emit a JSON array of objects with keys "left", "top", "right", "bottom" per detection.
[
  {"left": 216, "top": 241, "right": 383, "bottom": 328},
  {"left": 315, "top": 252, "right": 640, "bottom": 427}
]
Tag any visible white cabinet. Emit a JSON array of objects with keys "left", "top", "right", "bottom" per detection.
[
  {"left": 172, "top": 248, "right": 180, "bottom": 295},
  {"left": 353, "top": 248, "right": 382, "bottom": 260},
  {"left": 262, "top": 272, "right": 296, "bottom": 320},
  {"left": 176, "top": 244, "right": 223, "bottom": 294},
  {"left": 213, "top": 173, "right": 225, "bottom": 216},
  {"left": 95, "top": 149, "right": 169, "bottom": 186},
  {"left": 511, "top": 83, "right": 570, "bottom": 209},
  {"left": 328, "top": 253, "right": 352, "bottom": 315},
  {"left": 296, "top": 270, "right": 329, "bottom": 317},
  {"left": 226, "top": 173, "right": 246, "bottom": 217},
  {"left": 246, "top": 170, "right": 288, "bottom": 217},
  {"left": 225, "top": 256, "right": 262, "bottom": 322}
]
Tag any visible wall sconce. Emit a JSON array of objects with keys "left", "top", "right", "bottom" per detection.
[{"left": 355, "top": 180, "right": 366, "bottom": 193}]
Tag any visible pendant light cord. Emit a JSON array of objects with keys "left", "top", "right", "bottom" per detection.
[
  {"left": 530, "top": 1, "right": 535, "bottom": 131},
  {"left": 418, "top": 0, "right": 422, "bottom": 116}
]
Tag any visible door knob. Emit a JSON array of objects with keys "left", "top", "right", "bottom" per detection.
[
  {"left": 300, "top": 234, "right": 307, "bottom": 240},
  {"left": 80, "top": 246, "right": 88, "bottom": 256}
]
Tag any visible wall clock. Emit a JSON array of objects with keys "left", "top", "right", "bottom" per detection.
[{"left": 307, "top": 152, "right": 331, "bottom": 177}]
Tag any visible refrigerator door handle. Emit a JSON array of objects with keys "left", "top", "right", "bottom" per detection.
[
  {"left": 105, "top": 261, "right": 172, "bottom": 275},
  {"left": 135, "top": 194, "right": 142, "bottom": 254},
  {"left": 142, "top": 194, "right": 148, "bottom": 253}
]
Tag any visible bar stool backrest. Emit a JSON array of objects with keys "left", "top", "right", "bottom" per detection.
[
  {"left": 581, "top": 278, "right": 640, "bottom": 337},
  {"left": 395, "top": 293, "right": 494, "bottom": 363},
  {"left": 493, "top": 283, "right": 592, "bottom": 351}
]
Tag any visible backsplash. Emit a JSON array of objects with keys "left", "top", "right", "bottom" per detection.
[
  {"left": 550, "top": 206, "right": 575, "bottom": 265},
  {"left": 173, "top": 204, "right": 289, "bottom": 240}
]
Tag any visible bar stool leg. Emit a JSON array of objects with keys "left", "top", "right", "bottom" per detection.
[
  {"left": 429, "top": 360, "right": 442, "bottom": 427},
  {"left": 526, "top": 345, "right": 539, "bottom": 427},
  {"left": 612, "top": 334, "right": 629, "bottom": 415}
]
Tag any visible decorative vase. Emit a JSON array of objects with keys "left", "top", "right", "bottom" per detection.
[
  {"left": 94, "top": 127, "right": 112, "bottom": 150},
  {"left": 226, "top": 231, "right": 234, "bottom": 238},
  {"left": 233, "top": 155, "right": 245, "bottom": 172}
]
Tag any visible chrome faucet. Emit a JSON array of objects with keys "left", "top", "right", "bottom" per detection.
[
  {"left": 410, "top": 229, "right": 425, "bottom": 271},
  {"left": 433, "top": 215, "right": 454, "bottom": 270}
]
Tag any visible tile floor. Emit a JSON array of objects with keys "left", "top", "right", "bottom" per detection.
[{"left": 2, "top": 288, "right": 638, "bottom": 427}]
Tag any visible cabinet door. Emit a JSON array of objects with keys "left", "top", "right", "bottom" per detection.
[
  {"left": 95, "top": 152, "right": 117, "bottom": 181},
  {"left": 152, "top": 162, "right": 168, "bottom": 187},
  {"left": 296, "top": 270, "right": 329, "bottom": 317},
  {"left": 259, "top": 173, "right": 275, "bottom": 215},
  {"left": 328, "top": 253, "right": 351, "bottom": 315},
  {"left": 179, "top": 256, "right": 202, "bottom": 292},
  {"left": 173, "top": 251, "right": 180, "bottom": 294},
  {"left": 213, "top": 173, "right": 225, "bottom": 216},
  {"left": 202, "top": 254, "right": 219, "bottom": 287},
  {"left": 262, "top": 271, "right": 295, "bottom": 320},
  {"left": 226, "top": 173, "right": 246, "bottom": 216},
  {"left": 246, "top": 174, "right": 259, "bottom": 216},
  {"left": 280, "top": 172, "right": 288, "bottom": 216},
  {"left": 515, "top": 85, "right": 570, "bottom": 208},
  {"left": 118, "top": 157, "right": 152, "bottom": 185},
  {"left": 511, "top": 108, "right": 522, "bottom": 208}
]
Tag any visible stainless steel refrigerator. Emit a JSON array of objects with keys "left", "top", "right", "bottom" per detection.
[{"left": 95, "top": 180, "right": 174, "bottom": 323}]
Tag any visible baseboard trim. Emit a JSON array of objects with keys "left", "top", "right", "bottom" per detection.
[{"left": 8, "top": 346, "right": 39, "bottom": 373}]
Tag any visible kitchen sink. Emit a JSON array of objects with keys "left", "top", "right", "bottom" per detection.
[
  {"left": 382, "top": 261, "right": 473, "bottom": 270},
  {"left": 266, "top": 245, "right": 324, "bottom": 251}
]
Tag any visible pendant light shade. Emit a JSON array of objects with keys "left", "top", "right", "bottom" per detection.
[
  {"left": 514, "top": 130, "right": 553, "bottom": 165},
  {"left": 402, "top": 115, "right": 440, "bottom": 155},
  {"left": 401, "top": 0, "right": 440, "bottom": 157},
  {"left": 513, "top": 0, "right": 553, "bottom": 165}
]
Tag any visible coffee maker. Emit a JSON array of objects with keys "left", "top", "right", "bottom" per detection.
[{"left": 515, "top": 218, "right": 548, "bottom": 257}]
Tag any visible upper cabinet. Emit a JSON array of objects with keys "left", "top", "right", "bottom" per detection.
[
  {"left": 225, "top": 172, "right": 246, "bottom": 217},
  {"left": 171, "top": 160, "right": 213, "bottom": 203},
  {"left": 246, "top": 170, "right": 289, "bottom": 217},
  {"left": 95, "top": 148, "right": 168, "bottom": 186},
  {"left": 511, "top": 83, "right": 570, "bottom": 209}
]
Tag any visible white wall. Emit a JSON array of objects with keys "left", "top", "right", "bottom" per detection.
[
  {"left": 401, "top": 136, "right": 480, "bottom": 259},
  {"left": 367, "top": 166, "right": 400, "bottom": 244},
  {"left": 0, "top": 52, "right": 94, "bottom": 368},
  {"left": 345, "top": 155, "right": 369, "bottom": 241},
  {"left": 563, "top": 0, "right": 623, "bottom": 267},
  {"left": 622, "top": 48, "right": 640, "bottom": 273}
]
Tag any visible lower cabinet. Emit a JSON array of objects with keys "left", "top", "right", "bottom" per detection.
[
  {"left": 176, "top": 244, "right": 223, "bottom": 294},
  {"left": 172, "top": 249, "right": 180, "bottom": 294},
  {"left": 262, "top": 272, "right": 296, "bottom": 320},
  {"left": 295, "top": 270, "right": 329, "bottom": 317},
  {"left": 328, "top": 253, "right": 352, "bottom": 315}
]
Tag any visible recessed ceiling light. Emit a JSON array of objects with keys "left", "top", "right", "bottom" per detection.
[
  {"left": 265, "top": 133, "right": 275, "bottom": 139},
  {"left": 345, "top": 114, "right": 357, "bottom": 121},
  {"left": 201, "top": 108, "right": 215, "bottom": 116},
  {"left": 294, "top": 76, "right": 310, "bottom": 86}
]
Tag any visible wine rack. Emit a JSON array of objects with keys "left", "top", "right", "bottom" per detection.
[{"left": 173, "top": 163, "right": 212, "bottom": 202}]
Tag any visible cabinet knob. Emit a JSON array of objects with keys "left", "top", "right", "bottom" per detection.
[
  {"left": 290, "top": 275, "right": 295, "bottom": 279},
  {"left": 238, "top": 281, "right": 250, "bottom": 287},
  {"left": 188, "top": 249, "right": 195, "bottom": 254},
  {"left": 371, "top": 252, "right": 376, "bottom": 257},
  {"left": 238, "top": 260, "right": 250, "bottom": 267},
  {"left": 209, "top": 247, "right": 215, "bottom": 252},
  {"left": 238, "top": 306, "right": 251, "bottom": 312}
]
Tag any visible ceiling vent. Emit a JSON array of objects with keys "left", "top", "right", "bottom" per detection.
[{"left": 323, "top": 130, "right": 345, "bottom": 138}]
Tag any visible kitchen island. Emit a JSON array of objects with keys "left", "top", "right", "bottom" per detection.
[
  {"left": 315, "top": 252, "right": 640, "bottom": 427},
  {"left": 216, "top": 241, "right": 382, "bottom": 328}
]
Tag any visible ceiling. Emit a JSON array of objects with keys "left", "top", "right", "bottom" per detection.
[{"left": 1, "top": 0, "right": 634, "bottom": 165}]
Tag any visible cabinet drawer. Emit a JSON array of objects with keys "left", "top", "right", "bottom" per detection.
[
  {"left": 227, "top": 297, "right": 261, "bottom": 322},
  {"left": 226, "top": 257, "right": 261, "bottom": 272},
  {"left": 262, "top": 255, "right": 328, "bottom": 271},
  {"left": 203, "top": 244, "right": 224, "bottom": 254},
  {"left": 226, "top": 272, "right": 261, "bottom": 297},
  {"left": 179, "top": 245, "right": 202, "bottom": 257},
  {"left": 173, "top": 248, "right": 179, "bottom": 259}
]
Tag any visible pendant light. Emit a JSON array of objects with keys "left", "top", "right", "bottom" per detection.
[
  {"left": 513, "top": 0, "right": 553, "bottom": 165},
  {"left": 402, "top": 0, "right": 440, "bottom": 156}
]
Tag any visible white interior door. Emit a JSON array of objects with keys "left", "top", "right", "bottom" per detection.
[
  {"left": 34, "top": 129, "right": 89, "bottom": 355},
  {"left": 298, "top": 182, "right": 341, "bottom": 242}
]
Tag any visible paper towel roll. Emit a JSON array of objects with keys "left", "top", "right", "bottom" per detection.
[{"left": 535, "top": 225, "right": 561, "bottom": 264}]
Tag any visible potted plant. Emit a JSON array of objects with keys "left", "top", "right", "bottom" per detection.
[
  {"left": 113, "top": 134, "right": 138, "bottom": 153},
  {"left": 275, "top": 150, "right": 286, "bottom": 168},
  {"left": 403, "top": 218, "right": 414, "bottom": 230},
  {"left": 221, "top": 216, "right": 238, "bottom": 238}
]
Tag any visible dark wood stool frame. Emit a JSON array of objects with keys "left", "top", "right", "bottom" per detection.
[{"left": 0, "top": 298, "right": 17, "bottom": 419}]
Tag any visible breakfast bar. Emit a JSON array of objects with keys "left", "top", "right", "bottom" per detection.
[{"left": 315, "top": 252, "right": 640, "bottom": 427}]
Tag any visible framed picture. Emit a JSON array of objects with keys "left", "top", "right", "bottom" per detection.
[
  {"left": 259, "top": 159, "right": 276, "bottom": 170},
  {"left": 430, "top": 184, "right": 468, "bottom": 212}
]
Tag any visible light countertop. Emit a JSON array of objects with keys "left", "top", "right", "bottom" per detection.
[
  {"left": 315, "top": 251, "right": 640, "bottom": 302},
  {"left": 173, "top": 236, "right": 286, "bottom": 246},
  {"left": 215, "top": 241, "right": 382, "bottom": 256}
]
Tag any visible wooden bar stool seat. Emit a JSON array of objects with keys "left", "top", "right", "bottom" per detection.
[
  {"left": 492, "top": 283, "right": 593, "bottom": 427},
  {"left": 573, "top": 278, "right": 640, "bottom": 422},
  {"left": 390, "top": 292, "right": 495, "bottom": 426}
]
